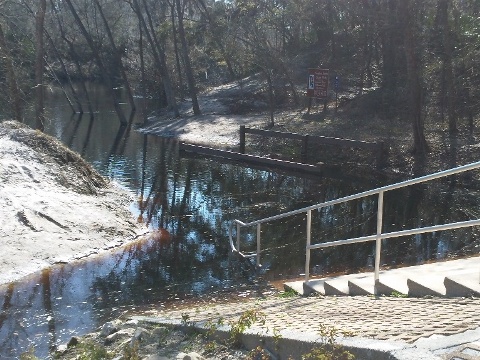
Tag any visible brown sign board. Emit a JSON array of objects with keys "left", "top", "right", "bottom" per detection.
[{"left": 307, "top": 68, "right": 329, "bottom": 98}]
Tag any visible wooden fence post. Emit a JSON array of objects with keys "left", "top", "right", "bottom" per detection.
[
  {"left": 301, "top": 135, "right": 309, "bottom": 163},
  {"left": 376, "top": 141, "right": 387, "bottom": 169},
  {"left": 240, "top": 125, "right": 246, "bottom": 154}
]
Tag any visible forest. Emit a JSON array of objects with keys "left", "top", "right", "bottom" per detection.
[{"left": 1, "top": 0, "right": 480, "bottom": 161}]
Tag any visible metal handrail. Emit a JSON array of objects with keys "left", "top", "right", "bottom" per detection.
[{"left": 229, "top": 161, "right": 480, "bottom": 293}]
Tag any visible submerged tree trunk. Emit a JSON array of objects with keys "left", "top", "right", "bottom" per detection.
[{"left": 35, "top": 0, "right": 47, "bottom": 131}]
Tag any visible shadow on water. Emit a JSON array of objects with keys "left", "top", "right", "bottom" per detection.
[{"left": 1, "top": 84, "right": 479, "bottom": 358}]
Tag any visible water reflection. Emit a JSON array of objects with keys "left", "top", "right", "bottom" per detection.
[
  {"left": 0, "top": 232, "right": 255, "bottom": 358},
  {"left": 1, "top": 85, "right": 477, "bottom": 357}
]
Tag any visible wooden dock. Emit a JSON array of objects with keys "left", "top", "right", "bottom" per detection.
[{"left": 179, "top": 143, "right": 323, "bottom": 175}]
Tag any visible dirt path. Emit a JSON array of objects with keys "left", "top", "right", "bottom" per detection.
[{"left": 139, "top": 81, "right": 269, "bottom": 149}]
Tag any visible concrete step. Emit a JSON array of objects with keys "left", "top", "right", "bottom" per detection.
[
  {"left": 324, "top": 279, "right": 349, "bottom": 296},
  {"left": 444, "top": 275, "right": 480, "bottom": 297},
  {"left": 284, "top": 256, "right": 480, "bottom": 298},
  {"left": 407, "top": 275, "right": 447, "bottom": 297},
  {"left": 375, "top": 274, "right": 409, "bottom": 296},
  {"left": 348, "top": 277, "right": 375, "bottom": 296},
  {"left": 301, "top": 278, "right": 325, "bottom": 296}
]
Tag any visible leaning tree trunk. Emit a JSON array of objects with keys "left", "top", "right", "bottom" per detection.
[
  {"left": 49, "top": 0, "right": 88, "bottom": 114},
  {"left": 35, "top": 0, "right": 47, "bottom": 131},
  {"left": 94, "top": 0, "right": 136, "bottom": 114},
  {"left": 45, "top": 31, "right": 81, "bottom": 114},
  {"left": 64, "top": 0, "right": 128, "bottom": 125}
]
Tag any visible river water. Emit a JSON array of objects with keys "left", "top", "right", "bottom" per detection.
[{"left": 1, "top": 85, "right": 479, "bottom": 358}]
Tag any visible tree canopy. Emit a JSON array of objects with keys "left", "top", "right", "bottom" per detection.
[{"left": 1, "top": 0, "right": 479, "bottom": 156}]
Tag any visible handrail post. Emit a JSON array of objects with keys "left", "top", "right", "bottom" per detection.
[
  {"left": 256, "top": 223, "right": 261, "bottom": 267},
  {"left": 236, "top": 222, "right": 241, "bottom": 253},
  {"left": 305, "top": 209, "right": 312, "bottom": 283},
  {"left": 374, "top": 190, "right": 384, "bottom": 295}
]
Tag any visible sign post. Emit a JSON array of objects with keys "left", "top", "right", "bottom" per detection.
[
  {"left": 307, "top": 68, "right": 329, "bottom": 99},
  {"left": 306, "top": 68, "right": 329, "bottom": 113}
]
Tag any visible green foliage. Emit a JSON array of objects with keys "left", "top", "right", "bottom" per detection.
[
  {"left": 228, "top": 308, "right": 266, "bottom": 347},
  {"left": 204, "top": 317, "right": 224, "bottom": 337},
  {"left": 122, "top": 341, "right": 141, "bottom": 360},
  {"left": 202, "top": 317, "right": 225, "bottom": 353},
  {"left": 247, "top": 345, "right": 273, "bottom": 360},
  {"left": 19, "top": 346, "right": 39, "bottom": 360},
  {"left": 181, "top": 312, "right": 194, "bottom": 327},
  {"left": 76, "top": 340, "right": 112, "bottom": 360},
  {"left": 302, "top": 346, "right": 355, "bottom": 360},
  {"left": 301, "top": 324, "right": 355, "bottom": 360},
  {"left": 277, "top": 288, "right": 299, "bottom": 298},
  {"left": 157, "top": 326, "right": 172, "bottom": 347},
  {"left": 272, "top": 326, "right": 283, "bottom": 351},
  {"left": 390, "top": 291, "right": 408, "bottom": 298}
]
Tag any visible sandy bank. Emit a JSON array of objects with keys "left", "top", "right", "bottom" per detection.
[{"left": 0, "top": 121, "right": 143, "bottom": 285}]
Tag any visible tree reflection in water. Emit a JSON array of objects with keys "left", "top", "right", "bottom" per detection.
[{"left": 5, "top": 87, "right": 477, "bottom": 358}]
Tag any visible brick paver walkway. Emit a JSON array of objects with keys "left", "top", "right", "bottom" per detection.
[{"left": 146, "top": 295, "right": 480, "bottom": 359}]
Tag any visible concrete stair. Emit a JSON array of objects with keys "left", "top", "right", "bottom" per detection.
[{"left": 284, "top": 256, "right": 480, "bottom": 298}]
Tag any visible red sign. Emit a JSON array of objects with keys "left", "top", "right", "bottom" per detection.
[{"left": 307, "top": 68, "right": 329, "bottom": 98}]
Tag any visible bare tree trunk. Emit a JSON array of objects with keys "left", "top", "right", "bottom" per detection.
[
  {"left": 64, "top": 0, "right": 128, "bottom": 125},
  {"left": 133, "top": 0, "right": 179, "bottom": 116},
  {"left": 44, "top": 60, "right": 76, "bottom": 114},
  {"left": 23, "top": 0, "right": 79, "bottom": 115},
  {"left": 401, "top": 0, "right": 429, "bottom": 156},
  {"left": 175, "top": 0, "right": 201, "bottom": 115},
  {"left": 437, "top": 0, "right": 457, "bottom": 134},
  {"left": 35, "top": 0, "right": 47, "bottom": 131},
  {"left": 170, "top": 2, "right": 185, "bottom": 100},
  {"left": 379, "top": 1, "right": 399, "bottom": 113},
  {"left": 50, "top": 0, "right": 90, "bottom": 114},
  {"left": 45, "top": 32, "right": 83, "bottom": 114},
  {"left": 139, "top": 18, "right": 148, "bottom": 122},
  {"left": 264, "top": 69, "right": 275, "bottom": 127},
  {"left": 195, "top": 0, "right": 236, "bottom": 81},
  {"left": 0, "top": 23, "right": 22, "bottom": 122},
  {"left": 93, "top": 0, "right": 136, "bottom": 114},
  {"left": 66, "top": 40, "right": 94, "bottom": 114}
]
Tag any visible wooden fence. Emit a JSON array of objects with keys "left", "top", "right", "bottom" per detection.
[{"left": 239, "top": 125, "right": 387, "bottom": 168}]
